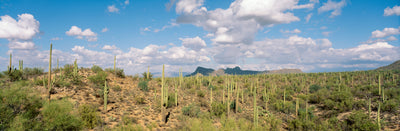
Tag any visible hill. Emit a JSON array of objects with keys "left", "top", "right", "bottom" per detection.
[
  {"left": 376, "top": 60, "right": 400, "bottom": 70},
  {"left": 186, "top": 66, "right": 302, "bottom": 76}
]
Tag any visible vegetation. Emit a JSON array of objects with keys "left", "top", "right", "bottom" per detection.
[{"left": 0, "top": 58, "right": 399, "bottom": 130}]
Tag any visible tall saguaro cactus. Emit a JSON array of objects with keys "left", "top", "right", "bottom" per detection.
[
  {"left": 161, "top": 64, "right": 165, "bottom": 109},
  {"left": 48, "top": 44, "right": 53, "bottom": 103},
  {"left": 104, "top": 80, "right": 108, "bottom": 112},
  {"left": 8, "top": 53, "right": 12, "bottom": 73},
  {"left": 147, "top": 66, "right": 150, "bottom": 80}
]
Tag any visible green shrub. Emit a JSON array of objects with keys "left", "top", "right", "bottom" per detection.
[
  {"left": 112, "top": 85, "right": 122, "bottom": 92},
  {"left": 138, "top": 80, "right": 148, "bottom": 92},
  {"left": 23, "top": 67, "right": 44, "bottom": 77},
  {"left": 197, "top": 90, "right": 205, "bottom": 97},
  {"left": 8, "top": 69, "right": 23, "bottom": 81},
  {"left": 309, "top": 84, "right": 323, "bottom": 93},
  {"left": 141, "top": 72, "right": 153, "bottom": 80},
  {"left": 41, "top": 99, "right": 83, "bottom": 130},
  {"left": 105, "top": 68, "right": 125, "bottom": 78},
  {"left": 135, "top": 96, "right": 146, "bottom": 104},
  {"left": 167, "top": 94, "right": 176, "bottom": 108},
  {"left": 344, "top": 110, "right": 379, "bottom": 131},
  {"left": 0, "top": 82, "right": 42, "bottom": 130},
  {"left": 63, "top": 64, "right": 74, "bottom": 77},
  {"left": 182, "top": 104, "right": 200, "bottom": 117},
  {"left": 53, "top": 78, "right": 71, "bottom": 88},
  {"left": 78, "top": 104, "right": 100, "bottom": 129},
  {"left": 91, "top": 65, "right": 103, "bottom": 73},
  {"left": 381, "top": 99, "right": 399, "bottom": 112},
  {"left": 88, "top": 71, "right": 108, "bottom": 88},
  {"left": 212, "top": 102, "right": 226, "bottom": 117}
]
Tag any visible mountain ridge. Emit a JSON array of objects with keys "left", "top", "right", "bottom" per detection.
[{"left": 186, "top": 66, "right": 302, "bottom": 76}]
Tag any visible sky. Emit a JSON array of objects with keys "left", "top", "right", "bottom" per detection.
[{"left": 0, "top": 0, "right": 399, "bottom": 76}]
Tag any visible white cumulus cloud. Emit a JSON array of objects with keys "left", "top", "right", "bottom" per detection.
[
  {"left": 108, "top": 5, "right": 119, "bottom": 13},
  {"left": 66, "top": 26, "right": 98, "bottom": 42},
  {"left": 371, "top": 26, "right": 400, "bottom": 38},
  {"left": 281, "top": 29, "right": 301, "bottom": 34},
  {"left": 179, "top": 36, "right": 206, "bottom": 51},
  {"left": 384, "top": 5, "right": 400, "bottom": 16},
  {"left": 318, "top": 0, "right": 347, "bottom": 18}
]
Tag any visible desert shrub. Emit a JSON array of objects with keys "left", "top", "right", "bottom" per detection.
[
  {"left": 182, "top": 104, "right": 200, "bottom": 118},
  {"left": 0, "top": 81, "right": 42, "bottom": 130},
  {"left": 121, "top": 115, "right": 138, "bottom": 125},
  {"left": 381, "top": 99, "right": 399, "bottom": 112},
  {"left": 309, "top": 84, "right": 323, "bottom": 93},
  {"left": 53, "top": 78, "right": 71, "bottom": 88},
  {"left": 115, "top": 68, "right": 125, "bottom": 78},
  {"left": 112, "top": 85, "right": 122, "bottom": 92},
  {"left": 41, "top": 99, "right": 83, "bottom": 130},
  {"left": 88, "top": 71, "right": 107, "bottom": 88},
  {"left": 63, "top": 64, "right": 74, "bottom": 77},
  {"left": 135, "top": 96, "right": 146, "bottom": 104},
  {"left": 308, "top": 88, "right": 330, "bottom": 104},
  {"left": 179, "top": 118, "right": 216, "bottom": 131},
  {"left": 91, "top": 65, "right": 103, "bottom": 73},
  {"left": 141, "top": 72, "right": 153, "bottom": 80},
  {"left": 23, "top": 67, "right": 44, "bottom": 76},
  {"left": 8, "top": 69, "right": 23, "bottom": 81},
  {"left": 167, "top": 94, "right": 176, "bottom": 108},
  {"left": 33, "top": 77, "right": 47, "bottom": 86},
  {"left": 105, "top": 68, "right": 125, "bottom": 78},
  {"left": 344, "top": 110, "right": 379, "bottom": 131},
  {"left": 78, "top": 104, "right": 100, "bottom": 129},
  {"left": 211, "top": 102, "right": 226, "bottom": 117},
  {"left": 197, "top": 90, "right": 205, "bottom": 97},
  {"left": 138, "top": 80, "right": 148, "bottom": 92}
]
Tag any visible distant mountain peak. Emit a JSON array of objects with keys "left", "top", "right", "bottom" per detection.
[{"left": 186, "top": 66, "right": 302, "bottom": 77}]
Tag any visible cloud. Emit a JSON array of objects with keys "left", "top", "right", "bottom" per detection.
[
  {"left": 322, "top": 31, "right": 331, "bottom": 36},
  {"left": 318, "top": 0, "right": 347, "bottom": 18},
  {"left": 154, "top": 22, "right": 178, "bottom": 33},
  {"left": 124, "top": 0, "right": 130, "bottom": 5},
  {"left": 281, "top": 29, "right": 301, "bottom": 34},
  {"left": 176, "top": 0, "right": 204, "bottom": 14},
  {"left": 320, "top": 26, "right": 327, "bottom": 30},
  {"left": 8, "top": 40, "right": 35, "bottom": 50},
  {"left": 108, "top": 5, "right": 119, "bottom": 13},
  {"left": 362, "top": 36, "right": 397, "bottom": 44},
  {"left": 51, "top": 37, "right": 62, "bottom": 41},
  {"left": 0, "top": 13, "right": 40, "bottom": 50},
  {"left": 101, "top": 27, "right": 108, "bottom": 32},
  {"left": 66, "top": 26, "right": 98, "bottom": 42},
  {"left": 165, "top": 0, "right": 176, "bottom": 11},
  {"left": 176, "top": 0, "right": 313, "bottom": 45},
  {"left": 179, "top": 36, "right": 206, "bottom": 51},
  {"left": 0, "top": 14, "right": 40, "bottom": 40},
  {"left": 371, "top": 26, "right": 400, "bottom": 38},
  {"left": 384, "top": 5, "right": 400, "bottom": 16},
  {"left": 305, "top": 13, "right": 312, "bottom": 23},
  {"left": 102, "top": 45, "right": 118, "bottom": 50}
]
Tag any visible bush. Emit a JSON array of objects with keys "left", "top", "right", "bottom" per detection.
[
  {"left": 91, "top": 65, "right": 103, "bottom": 73},
  {"left": 141, "top": 72, "right": 153, "bottom": 80},
  {"left": 0, "top": 82, "right": 42, "bottom": 130},
  {"left": 63, "top": 64, "right": 74, "bottom": 77},
  {"left": 381, "top": 99, "right": 399, "bottom": 112},
  {"left": 309, "top": 84, "right": 323, "bottom": 93},
  {"left": 212, "top": 102, "right": 226, "bottom": 117},
  {"left": 23, "top": 67, "right": 44, "bottom": 76},
  {"left": 8, "top": 69, "right": 23, "bottom": 81},
  {"left": 167, "top": 94, "right": 176, "bottom": 108},
  {"left": 135, "top": 96, "right": 146, "bottom": 104},
  {"left": 182, "top": 104, "right": 200, "bottom": 117},
  {"left": 105, "top": 68, "right": 125, "bottom": 78},
  {"left": 138, "top": 80, "right": 148, "bottom": 92},
  {"left": 344, "top": 110, "right": 379, "bottom": 131},
  {"left": 41, "top": 99, "right": 83, "bottom": 130},
  {"left": 88, "top": 71, "right": 108, "bottom": 88},
  {"left": 197, "top": 90, "right": 205, "bottom": 97},
  {"left": 78, "top": 104, "right": 100, "bottom": 129},
  {"left": 112, "top": 85, "right": 122, "bottom": 92}
]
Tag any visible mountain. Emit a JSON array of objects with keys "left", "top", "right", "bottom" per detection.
[
  {"left": 376, "top": 60, "right": 400, "bottom": 70},
  {"left": 185, "top": 67, "right": 215, "bottom": 77},
  {"left": 224, "top": 66, "right": 267, "bottom": 75},
  {"left": 186, "top": 66, "right": 301, "bottom": 76},
  {"left": 268, "top": 69, "right": 303, "bottom": 74}
]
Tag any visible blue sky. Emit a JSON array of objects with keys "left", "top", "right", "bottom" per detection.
[{"left": 0, "top": 0, "right": 399, "bottom": 75}]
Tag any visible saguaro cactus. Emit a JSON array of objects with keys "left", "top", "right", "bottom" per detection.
[
  {"left": 104, "top": 80, "right": 108, "bottom": 112},
  {"left": 147, "top": 66, "right": 150, "bottom": 80},
  {"left": 48, "top": 44, "right": 53, "bottom": 103},
  {"left": 8, "top": 53, "right": 12, "bottom": 73},
  {"left": 73, "top": 59, "right": 78, "bottom": 77},
  {"left": 19, "top": 60, "right": 23, "bottom": 71},
  {"left": 161, "top": 64, "right": 165, "bottom": 109}
]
